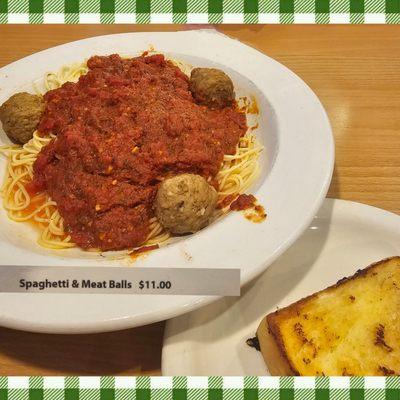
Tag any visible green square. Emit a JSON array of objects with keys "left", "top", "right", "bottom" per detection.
[
  {"left": 294, "top": 0, "right": 314, "bottom": 12},
  {"left": 136, "top": 0, "right": 150, "bottom": 12},
  {"left": 364, "top": 0, "right": 385, "bottom": 11},
  {"left": 100, "top": 389, "right": 114, "bottom": 400},
  {"left": 43, "top": 389, "right": 65, "bottom": 400},
  {"left": 8, "top": 0, "right": 28, "bottom": 12},
  {"left": 387, "top": 378, "right": 400, "bottom": 390},
  {"left": 9, "top": 390, "right": 28, "bottom": 400},
  {"left": 244, "top": 0, "right": 258, "bottom": 13},
  {"left": 280, "top": 0, "right": 294, "bottom": 13},
  {"left": 44, "top": 0, "right": 64, "bottom": 12},
  {"left": 224, "top": 0, "right": 243, "bottom": 12},
  {"left": 80, "top": 1, "right": 99, "bottom": 12},
  {"left": 386, "top": 389, "right": 400, "bottom": 400},
  {"left": 208, "top": 0, "right": 222, "bottom": 13},
  {"left": 315, "top": 0, "right": 329, "bottom": 12},
  {"left": 186, "top": 389, "right": 207, "bottom": 400},
  {"left": 0, "top": 389, "right": 6, "bottom": 400},
  {"left": 173, "top": 389, "right": 186, "bottom": 400},
  {"left": 65, "top": 389, "right": 79, "bottom": 400},
  {"left": 136, "top": 389, "right": 150, "bottom": 400},
  {"left": 0, "top": 0, "right": 6, "bottom": 13},
  {"left": 244, "top": 389, "right": 258, "bottom": 400},
  {"left": 30, "top": 389, "right": 43, "bottom": 400},
  {"left": 315, "top": 389, "right": 329, "bottom": 400},
  {"left": 115, "top": 0, "right": 135, "bottom": 12},
  {"left": 187, "top": 0, "right": 208, "bottom": 12},
  {"left": 295, "top": 389, "right": 315, "bottom": 400},
  {"left": 330, "top": 0, "right": 350, "bottom": 12},
  {"left": 208, "top": 389, "right": 222, "bottom": 400},
  {"left": 115, "top": 389, "right": 135, "bottom": 400},
  {"left": 386, "top": 0, "right": 400, "bottom": 12},
  {"left": 29, "top": 0, "right": 43, "bottom": 13},
  {"left": 365, "top": 389, "right": 385, "bottom": 400},
  {"left": 151, "top": 0, "right": 172, "bottom": 12},
  {"left": 65, "top": 0, "right": 79, "bottom": 13},
  {"left": 173, "top": 0, "right": 187, "bottom": 12},
  {"left": 351, "top": 389, "right": 364, "bottom": 400},
  {"left": 280, "top": 389, "right": 294, "bottom": 400},
  {"left": 259, "top": 389, "right": 279, "bottom": 400},
  {"left": 259, "top": 0, "right": 279, "bottom": 12},
  {"left": 350, "top": 0, "right": 364, "bottom": 13},
  {"left": 100, "top": 0, "right": 114, "bottom": 13}
]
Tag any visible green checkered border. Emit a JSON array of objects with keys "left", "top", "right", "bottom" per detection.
[
  {"left": 0, "top": 377, "right": 399, "bottom": 399},
  {"left": 0, "top": 0, "right": 399, "bottom": 24}
]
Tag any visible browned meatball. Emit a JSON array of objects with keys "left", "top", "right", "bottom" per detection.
[
  {"left": 189, "top": 68, "right": 235, "bottom": 109},
  {"left": 0, "top": 92, "right": 44, "bottom": 144},
  {"left": 154, "top": 173, "right": 218, "bottom": 234}
]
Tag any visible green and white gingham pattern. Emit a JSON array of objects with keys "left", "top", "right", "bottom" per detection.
[
  {"left": 0, "top": 376, "right": 399, "bottom": 399},
  {"left": 0, "top": 0, "right": 399, "bottom": 24}
]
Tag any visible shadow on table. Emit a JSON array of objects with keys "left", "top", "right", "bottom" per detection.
[{"left": 0, "top": 322, "right": 164, "bottom": 375}]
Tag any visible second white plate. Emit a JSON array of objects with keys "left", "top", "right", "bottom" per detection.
[{"left": 162, "top": 198, "right": 400, "bottom": 375}]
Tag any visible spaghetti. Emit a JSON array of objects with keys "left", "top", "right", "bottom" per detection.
[{"left": 0, "top": 58, "right": 262, "bottom": 251}]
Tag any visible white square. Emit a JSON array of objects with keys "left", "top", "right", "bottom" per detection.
[
  {"left": 258, "top": 13, "right": 279, "bottom": 23},
  {"left": 115, "top": 13, "right": 136, "bottom": 23},
  {"left": 258, "top": 377, "right": 280, "bottom": 389},
  {"left": 151, "top": 377, "right": 173, "bottom": 389},
  {"left": 329, "top": 13, "right": 350, "bottom": 23},
  {"left": 223, "top": 377, "right": 244, "bottom": 389},
  {"left": 364, "top": 13, "right": 385, "bottom": 23},
  {"left": 294, "top": 377, "right": 315, "bottom": 389},
  {"left": 330, "top": 377, "right": 350, "bottom": 389},
  {"left": 365, "top": 377, "right": 386, "bottom": 389},
  {"left": 115, "top": 377, "right": 136, "bottom": 389},
  {"left": 43, "top": 13, "right": 64, "bottom": 23},
  {"left": 150, "top": 13, "right": 173, "bottom": 23},
  {"left": 79, "top": 13, "right": 100, "bottom": 23},
  {"left": 294, "top": 13, "right": 315, "bottom": 23},
  {"left": 187, "top": 13, "right": 208, "bottom": 23},
  {"left": 223, "top": 13, "right": 244, "bottom": 23},
  {"left": 187, "top": 377, "right": 208, "bottom": 389},
  {"left": 8, "top": 377, "right": 29, "bottom": 389},
  {"left": 79, "top": 377, "right": 101, "bottom": 389},
  {"left": 43, "top": 377, "right": 65, "bottom": 389},
  {"left": 7, "top": 13, "right": 29, "bottom": 23}
]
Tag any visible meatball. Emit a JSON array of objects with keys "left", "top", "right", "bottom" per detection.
[
  {"left": 0, "top": 92, "right": 44, "bottom": 144},
  {"left": 155, "top": 173, "right": 218, "bottom": 235},
  {"left": 189, "top": 68, "right": 235, "bottom": 109}
]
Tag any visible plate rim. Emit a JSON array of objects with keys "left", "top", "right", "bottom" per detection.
[
  {"left": 161, "top": 198, "right": 400, "bottom": 375},
  {"left": 0, "top": 30, "right": 334, "bottom": 333}
]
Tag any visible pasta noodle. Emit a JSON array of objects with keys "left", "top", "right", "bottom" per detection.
[{"left": 0, "top": 60, "right": 262, "bottom": 251}]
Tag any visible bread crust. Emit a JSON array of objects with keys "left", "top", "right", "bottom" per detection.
[{"left": 256, "top": 256, "right": 400, "bottom": 376}]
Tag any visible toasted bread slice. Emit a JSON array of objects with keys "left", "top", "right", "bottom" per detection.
[{"left": 257, "top": 256, "right": 400, "bottom": 376}]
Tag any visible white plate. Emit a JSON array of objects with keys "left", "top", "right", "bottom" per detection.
[
  {"left": 0, "top": 30, "right": 333, "bottom": 333},
  {"left": 162, "top": 199, "right": 400, "bottom": 375}
]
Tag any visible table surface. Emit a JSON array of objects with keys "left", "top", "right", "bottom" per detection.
[{"left": 0, "top": 24, "right": 399, "bottom": 375}]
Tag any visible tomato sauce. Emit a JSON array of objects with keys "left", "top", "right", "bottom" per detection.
[
  {"left": 230, "top": 194, "right": 257, "bottom": 211},
  {"left": 32, "top": 54, "right": 247, "bottom": 250}
]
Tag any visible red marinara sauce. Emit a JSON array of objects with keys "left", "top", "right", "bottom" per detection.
[
  {"left": 229, "top": 194, "right": 257, "bottom": 211},
  {"left": 32, "top": 54, "right": 247, "bottom": 251}
]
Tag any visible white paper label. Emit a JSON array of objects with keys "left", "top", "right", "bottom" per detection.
[{"left": 0, "top": 266, "right": 240, "bottom": 296}]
